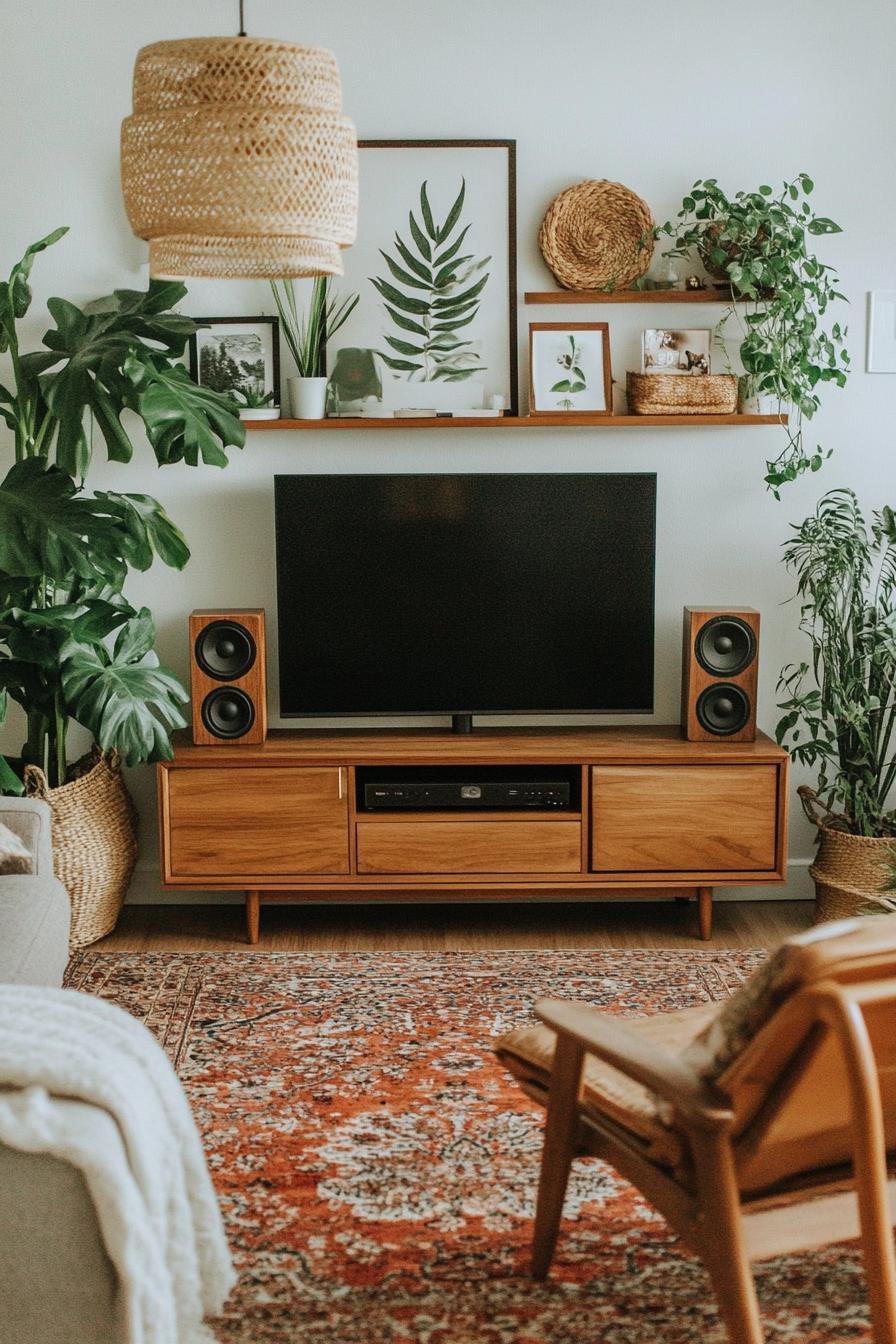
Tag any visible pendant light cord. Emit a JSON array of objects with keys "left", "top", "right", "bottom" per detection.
[{"left": 238, "top": 0, "right": 247, "bottom": 36}]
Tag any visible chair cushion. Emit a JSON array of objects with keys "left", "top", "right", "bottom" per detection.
[
  {"left": 680, "top": 914, "right": 896, "bottom": 1085},
  {"left": 495, "top": 1001, "right": 718, "bottom": 1163},
  {"left": 0, "top": 823, "right": 32, "bottom": 876}
]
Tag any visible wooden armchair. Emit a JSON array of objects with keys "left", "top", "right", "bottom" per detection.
[{"left": 495, "top": 916, "right": 896, "bottom": 1344}]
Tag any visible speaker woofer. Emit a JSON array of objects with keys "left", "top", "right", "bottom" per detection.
[
  {"left": 195, "top": 620, "right": 257, "bottom": 681},
  {"left": 696, "top": 683, "right": 751, "bottom": 736},
  {"left": 201, "top": 687, "right": 256, "bottom": 739},
  {"left": 695, "top": 615, "right": 756, "bottom": 677}
]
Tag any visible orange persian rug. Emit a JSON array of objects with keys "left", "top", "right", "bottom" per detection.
[{"left": 64, "top": 949, "right": 871, "bottom": 1343}]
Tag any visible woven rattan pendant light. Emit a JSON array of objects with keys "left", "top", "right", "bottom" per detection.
[{"left": 120, "top": 3, "right": 358, "bottom": 279}]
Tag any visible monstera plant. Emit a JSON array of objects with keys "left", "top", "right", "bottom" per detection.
[{"left": 0, "top": 227, "right": 245, "bottom": 791}]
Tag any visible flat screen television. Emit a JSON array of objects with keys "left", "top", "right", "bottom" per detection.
[{"left": 274, "top": 473, "right": 656, "bottom": 724}]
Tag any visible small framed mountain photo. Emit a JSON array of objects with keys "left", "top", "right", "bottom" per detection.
[{"left": 529, "top": 322, "right": 612, "bottom": 415}]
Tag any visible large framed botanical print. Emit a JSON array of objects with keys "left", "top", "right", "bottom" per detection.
[{"left": 327, "top": 139, "right": 518, "bottom": 417}]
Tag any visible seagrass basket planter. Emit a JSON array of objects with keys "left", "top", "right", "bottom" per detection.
[
  {"left": 626, "top": 371, "right": 738, "bottom": 415},
  {"left": 25, "top": 747, "right": 138, "bottom": 949},
  {"left": 798, "top": 786, "right": 893, "bottom": 923}
]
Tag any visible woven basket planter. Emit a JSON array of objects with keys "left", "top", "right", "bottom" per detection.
[
  {"left": 121, "top": 37, "right": 358, "bottom": 279},
  {"left": 626, "top": 372, "right": 738, "bottom": 415},
  {"left": 539, "top": 180, "right": 654, "bottom": 291},
  {"left": 798, "top": 786, "right": 893, "bottom": 923},
  {"left": 25, "top": 747, "right": 138, "bottom": 950}
]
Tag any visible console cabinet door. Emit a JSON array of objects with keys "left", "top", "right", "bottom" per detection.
[
  {"left": 591, "top": 765, "right": 778, "bottom": 873},
  {"left": 166, "top": 766, "right": 349, "bottom": 878}
]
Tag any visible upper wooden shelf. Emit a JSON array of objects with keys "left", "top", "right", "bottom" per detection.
[
  {"left": 247, "top": 412, "right": 783, "bottom": 431},
  {"left": 524, "top": 288, "right": 736, "bottom": 304}
]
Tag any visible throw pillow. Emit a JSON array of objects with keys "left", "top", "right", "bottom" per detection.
[{"left": 0, "top": 823, "right": 34, "bottom": 875}]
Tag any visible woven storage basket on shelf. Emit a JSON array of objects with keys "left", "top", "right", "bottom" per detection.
[
  {"left": 626, "top": 372, "right": 738, "bottom": 415},
  {"left": 121, "top": 37, "right": 358, "bottom": 279},
  {"left": 25, "top": 747, "right": 138, "bottom": 950},
  {"left": 538, "top": 180, "right": 655, "bottom": 291},
  {"left": 798, "top": 786, "right": 893, "bottom": 923}
]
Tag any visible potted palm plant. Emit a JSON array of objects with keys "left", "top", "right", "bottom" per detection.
[
  {"left": 661, "top": 174, "right": 849, "bottom": 496},
  {"left": 776, "top": 489, "right": 896, "bottom": 922},
  {"left": 270, "top": 276, "right": 358, "bottom": 419},
  {"left": 0, "top": 227, "right": 244, "bottom": 944}
]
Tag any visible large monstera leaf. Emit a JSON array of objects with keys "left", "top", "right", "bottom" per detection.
[
  {"left": 0, "top": 227, "right": 69, "bottom": 349},
  {"left": 0, "top": 458, "right": 125, "bottom": 587},
  {"left": 18, "top": 279, "right": 244, "bottom": 476},
  {"left": 123, "top": 357, "right": 245, "bottom": 468},
  {"left": 61, "top": 609, "right": 189, "bottom": 765}
]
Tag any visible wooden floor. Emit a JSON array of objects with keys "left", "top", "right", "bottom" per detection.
[{"left": 96, "top": 899, "right": 813, "bottom": 953}]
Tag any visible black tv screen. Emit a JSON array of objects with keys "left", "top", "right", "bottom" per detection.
[{"left": 274, "top": 473, "right": 656, "bottom": 717}]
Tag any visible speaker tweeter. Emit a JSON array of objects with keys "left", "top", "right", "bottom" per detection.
[
  {"left": 682, "top": 607, "right": 759, "bottom": 742},
  {"left": 189, "top": 609, "right": 266, "bottom": 746}
]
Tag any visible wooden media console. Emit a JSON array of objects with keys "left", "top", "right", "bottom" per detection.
[{"left": 157, "top": 725, "right": 789, "bottom": 944}]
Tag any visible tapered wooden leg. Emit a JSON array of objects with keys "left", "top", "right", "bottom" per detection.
[
  {"left": 832, "top": 996, "right": 896, "bottom": 1344},
  {"left": 698, "top": 886, "right": 713, "bottom": 941},
  {"left": 246, "top": 890, "right": 261, "bottom": 945},
  {"left": 691, "top": 1129, "right": 765, "bottom": 1344},
  {"left": 531, "top": 1034, "right": 585, "bottom": 1280}
]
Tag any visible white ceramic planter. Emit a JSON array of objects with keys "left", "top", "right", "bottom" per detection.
[
  {"left": 238, "top": 406, "right": 280, "bottom": 421},
  {"left": 288, "top": 376, "right": 328, "bottom": 419}
]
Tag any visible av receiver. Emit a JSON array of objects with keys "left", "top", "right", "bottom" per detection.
[{"left": 363, "top": 778, "right": 572, "bottom": 810}]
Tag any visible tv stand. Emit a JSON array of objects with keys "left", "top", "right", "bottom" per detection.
[
  {"left": 452, "top": 713, "right": 474, "bottom": 734},
  {"left": 157, "top": 725, "right": 789, "bottom": 944}
]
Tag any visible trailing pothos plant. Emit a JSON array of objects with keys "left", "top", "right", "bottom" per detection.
[
  {"left": 372, "top": 179, "right": 490, "bottom": 382},
  {"left": 776, "top": 489, "right": 896, "bottom": 837},
  {"left": 0, "top": 227, "right": 245, "bottom": 791},
  {"left": 661, "top": 174, "right": 849, "bottom": 496}
]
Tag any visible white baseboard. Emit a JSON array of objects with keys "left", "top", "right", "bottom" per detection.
[{"left": 125, "top": 858, "right": 814, "bottom": 905}]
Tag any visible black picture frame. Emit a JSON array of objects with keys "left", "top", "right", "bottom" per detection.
[{"left": 188, "top": 315, "right": 281, "bottom": 408}]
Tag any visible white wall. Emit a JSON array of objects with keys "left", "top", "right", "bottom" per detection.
[{"left": 2, "top": 0, "right": 894, "bottom": 902}]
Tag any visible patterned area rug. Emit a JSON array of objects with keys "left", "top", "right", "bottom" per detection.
[{"left": 64, "top": 949, "right": 871, "bottom": 1343}]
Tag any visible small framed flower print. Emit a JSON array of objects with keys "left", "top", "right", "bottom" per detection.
[{"left": 529, "top": 322, "right": 612, "bottom": 415}]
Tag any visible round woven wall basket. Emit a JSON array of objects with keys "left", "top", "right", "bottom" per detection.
[
  {"left": 799, "top": 786, "right": 893, "bottom": 923},
  {"left": 25, "top": 747, "right": 138, "bottom": 950},
  {"left": 626, "top": 372, "right": 737, "bottom": 415},
  {"left": 539, "top": 180, "right": 655, "bottom": 291}
]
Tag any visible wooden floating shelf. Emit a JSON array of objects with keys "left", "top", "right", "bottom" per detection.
[
  {"left": 524, "top": 288, "right": 736, "bottom": 305},
  {"left": 247, "top": 413, "right": 784, "bottom": 430}
]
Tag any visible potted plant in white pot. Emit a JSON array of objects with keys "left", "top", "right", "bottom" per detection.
[
  {"left": 776, "top": 489, "right": 896, "bottom": 922},
  {"left": 270, "top": 276, "right": 358, "bottom": 419},
  {"left": 661, "top": 174, "right": 849, "bottom": 496},
  {"left": 0, "top": 227, "right": 244, "bottom": 945}
]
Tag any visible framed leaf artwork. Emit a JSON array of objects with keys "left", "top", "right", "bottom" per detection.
[
  {"left": 529, "top": 322, "right": 612, "bottom": 415},
  {"left": 327, "top": 139, "right": 518, "bottom": 416}
]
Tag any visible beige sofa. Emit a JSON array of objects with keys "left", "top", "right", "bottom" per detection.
[
  {"left": 0, "top": 796, "right": 70, "bottom": 986},
  {"left": 0, "top": 796, "right": 125, "bottom": 1343}
]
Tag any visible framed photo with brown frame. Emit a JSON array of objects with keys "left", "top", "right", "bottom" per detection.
[
  {"left": 326, "top": 139, "right": 518, "bottom": 417},
  {"left": 529, "top": 322, "right": 612, "bottom": 415}
]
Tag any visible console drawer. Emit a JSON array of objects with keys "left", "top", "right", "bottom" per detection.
[
  {"left": 356, "top": 820, "right": 582, "bottom": 874},
  {"left": 591, "top": 765, "right": 778, "bottom": 873}
]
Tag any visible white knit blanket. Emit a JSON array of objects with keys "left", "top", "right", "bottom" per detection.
[{"left": 0, "top": 985, "right": 235, "bottom": 1343}]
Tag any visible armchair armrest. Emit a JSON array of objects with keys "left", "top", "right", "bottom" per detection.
[
  {"left": 536, "top": 998, "right": 734, "bottom": 1129},
  {"left": 0, "top": 797, "right": 54, "bottom": 876}
]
